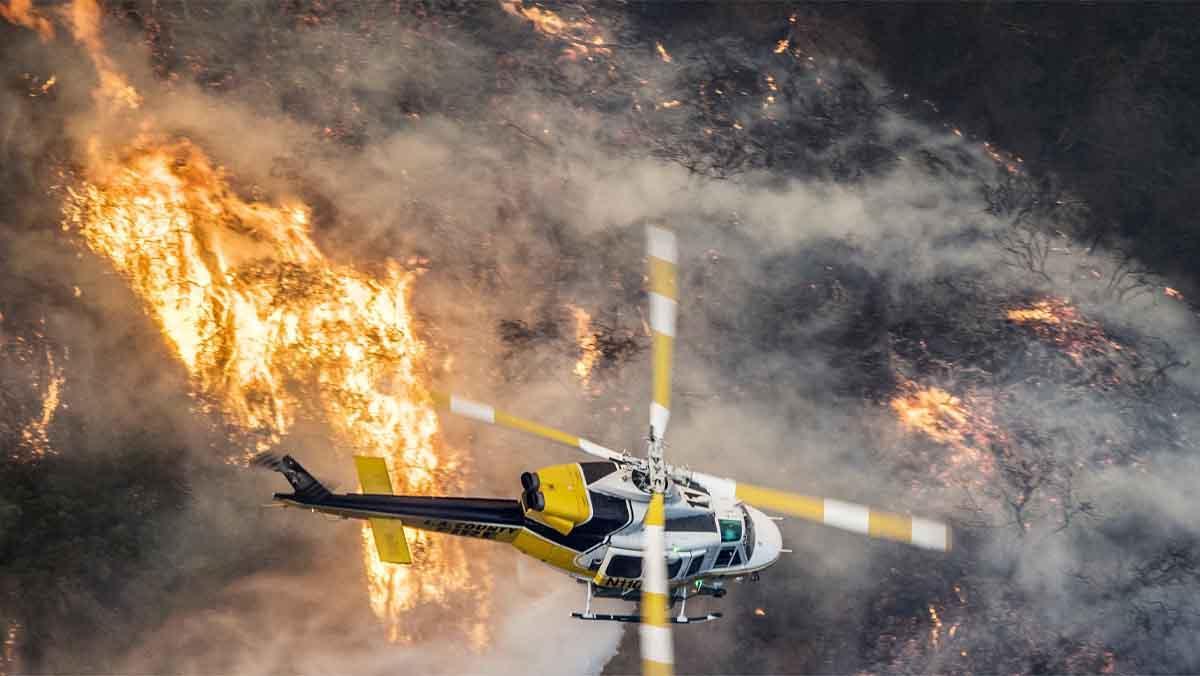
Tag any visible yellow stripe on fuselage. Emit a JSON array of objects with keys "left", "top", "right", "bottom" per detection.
[{"left": 509, "top": 529, "right": 592, "bottom": 577}]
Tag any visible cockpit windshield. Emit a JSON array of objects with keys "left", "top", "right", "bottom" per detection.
[{"left": 718, "top": 518, "right": 742, "bottom": 543}]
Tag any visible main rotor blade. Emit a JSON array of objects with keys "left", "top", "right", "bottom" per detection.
[
  {"left": 690, "top": 473, "right": 951, "bottom": 552},
  {"left": 646, "top": 225, "right": 678, "bottom": 441},
  {"left": 640, "top": 490, "right": 674, "bottom": 676},
  {"left": 430, "top": 392, "right": 625, "bottom": 463}
]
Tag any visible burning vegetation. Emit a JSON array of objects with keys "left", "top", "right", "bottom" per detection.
[
  {"left": 888, "top": 382, "right": 997, "bottom": 489},
  {"left": 62, "top": 137, "right": 486, "bottom": 641}
]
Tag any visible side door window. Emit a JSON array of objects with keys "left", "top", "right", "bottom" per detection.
[
  {"left": 714, "top": 546, "right": 736, "bottom": 568},
  {"left": 681, "top": 550, "right": 706, "bottom": 579},
  {"left": 603, "top": 552, "right": 643, "bottom": 579}
]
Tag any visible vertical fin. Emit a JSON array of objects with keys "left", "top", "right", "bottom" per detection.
[{"left": 353, "top": 456, "right": 413, "bottom": 565}]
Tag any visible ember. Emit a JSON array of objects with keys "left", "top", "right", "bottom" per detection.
[{"left": 655, "top": 41, "right": 672, "bottom": 63}]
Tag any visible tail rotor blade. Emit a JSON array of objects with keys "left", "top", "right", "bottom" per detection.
[
  {"left": 640, "top": 490, "right": 674, "bottom": 676},
  {"left": 646, "top": 225, "right": 678, "bottom": 440},
  {"left": 430, "top": 392, "right": 624, "bottom": 462}
]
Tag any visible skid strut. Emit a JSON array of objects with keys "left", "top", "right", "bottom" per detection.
[
  {"left": 572, "top": 581, "right": 722, "bottom": 624},
  {"left": 571, "top": 612, "right": 723, "bottom": 624}
]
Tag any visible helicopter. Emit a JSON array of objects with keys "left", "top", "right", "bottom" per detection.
[{"left": 257, "top": 225, "right": 951, "bottom": 675}]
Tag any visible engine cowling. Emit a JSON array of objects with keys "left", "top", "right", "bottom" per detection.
[{"left": 520, "top": 463, "right": 591, "bottom": 535}]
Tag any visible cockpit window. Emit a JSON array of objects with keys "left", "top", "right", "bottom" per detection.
[
  {"left": 714, "top": 547, "right": 736, "bottom": 567},
  {"left": 606, "top": 554, "right": 683, "bottom": 579},
  {"left": 667, "top": 558, "right": 683, "bottom": 578},
  {"left": 741, "top": 505, "right": 756, "bottom": 560},
  {"left": 666, "top": 514, "right": 718, "bottom": 533},
  {"left": 719, "top": 518, "right": 742, "bottom": 543}
]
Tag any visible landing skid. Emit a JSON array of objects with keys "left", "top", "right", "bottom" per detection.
[
  {"left": 571, "top": 612, "right": 723, "bottom": 624},
  {"left": 574, "top": 579, "right": 722, "bottom": 624}
]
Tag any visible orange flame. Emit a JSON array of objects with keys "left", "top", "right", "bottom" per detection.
[
  {"left": 1, "top": 621, "right": 19, "bottom": 676},
  {"left": 928, "top": 604, "right": 943, "bottom": 649},
  {"left": 11, "top": 0, "right": 487, "bottom": 648},
  {"left": 64, "top": 0, "right": 141, "bottom": 110},
  {"left": 1006, "top": 302, "right": 1061, "bottom": 325},
  {"left": 889, "top": 382, "right": 997, "bottom": 486},
  {"left": 655, "top": 41, "right": 672, "bottom": 63},
  {"left": 1007, "top": 297, "right": 1120, "bottom": 367},
  {"left": 500, "top": 0, "right": 611, "bottom": 60},
  {"left": 568, "top": 304, "right": 600, "bottom": 391},
  {"left": 1, "top": 0, "right": 140, "bottom": 109},
  {"left": 18, "top": 349, "right": 62, "bottom": 458},
  {"left": 0, "top": 0, "right": 54, "bottom": 41},
  {"left": 890, "top": 384, "right": 969, "bottom": 448},
  {"left": 63, "top": 137, "right": 488, "bottom": 643}
]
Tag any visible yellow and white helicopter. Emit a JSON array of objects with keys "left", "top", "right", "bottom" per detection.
[{"left": 258, "top": 226, "right": 951, "bottom": 675}]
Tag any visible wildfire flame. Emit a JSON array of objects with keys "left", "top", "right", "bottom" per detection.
[
  {"left": 63, "top": 0, "right": 141, "bottom": 110},
  {"left": 499, "top": 0, "right": 611, "bottom": 60},
  {"left": 568, "top": 304, "right": 600, "bottom": 391},
  {"left": 1, "top": 621, "right": 19, "bottom": 676},
  {"left": 0, "top": 0, "right": 53, "bottom": 41},
  {"left": 889, "top": 381, "right": 997, "bottom": 486},
  {"left": 655, "top": 41, "right": 672, "bottom": 63},
  {"left": 1006, "top": 297, "right": 1121, "bottom": 367},
  {"left": 1007, "top": 303, "right": 1061, "bottom": 324},
  {"left": 62, "top": 136, "right": 487, "bottom": 642},
  {"left": 928, "top": 604, "right": 942, "bottom": 649},
  {"left": 2, "top": 0, "right": 492, "bottom": 642},
  {"left": 18, "top": 349, "right": 63, "bottom": 458}
]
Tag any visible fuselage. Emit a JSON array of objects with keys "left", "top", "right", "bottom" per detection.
[{"left": 277, "top": 460, "right": 783, "bottom": 590}]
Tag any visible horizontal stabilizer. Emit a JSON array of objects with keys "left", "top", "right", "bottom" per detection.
[
  {"left": 354, "top": 456, "right": 413, "bottom": 565},
  {"left": 367, "top": 517, "right": 412, "bottom": 565}
]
